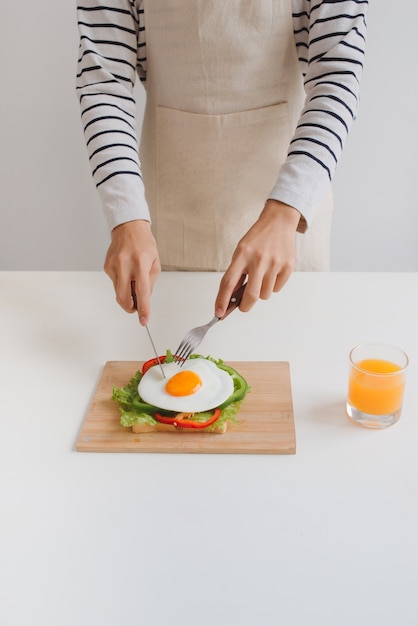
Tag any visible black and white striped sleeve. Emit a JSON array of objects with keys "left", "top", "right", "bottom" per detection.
[
  {"left": 269, "top": 0, "right": 368, "bottom": 230},
  {"left": 76, "top": 0, "right": 149, "bottom": 231}
]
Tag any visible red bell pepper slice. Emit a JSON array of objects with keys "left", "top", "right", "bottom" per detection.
[
  {"left": 154, "top": 408, "right": 221, "bottom": 429},
  {"left": 142, "top": 356, "right": 167, "bottom": 374}
]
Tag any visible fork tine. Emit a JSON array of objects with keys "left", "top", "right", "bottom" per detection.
[
  {"left": 175, "top": 336, "right": 196, "bottom": 364},
  {"left": 175, "top": 332, "right": 192, "bottom": 353},
  {"left": 173, "top": 338, "right": 189, "bottom": 363},
  {"left": 174, "top": 329, "right": 202, "bottom": 363},
  {"left": 182, "top": 342, "right": 197, "bottom": 362},
  {"left": 174, "top": 317, "right": 218, "bottom": 365}
]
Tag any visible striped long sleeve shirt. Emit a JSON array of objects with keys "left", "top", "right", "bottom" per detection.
[{"left": 76, "top": 0, "right": 368, "bottom": 232}]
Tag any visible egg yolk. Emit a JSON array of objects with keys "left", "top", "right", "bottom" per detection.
[{"left": 165, "top": 370, "right": 202, "bottom": 397}]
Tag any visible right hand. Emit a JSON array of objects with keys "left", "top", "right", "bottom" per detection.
[
  {"left": 214, "top": 200, "right": 299, "bottom": 317},
  {"left": 104, "top": 220, "right": 161, "bottom": 325}
]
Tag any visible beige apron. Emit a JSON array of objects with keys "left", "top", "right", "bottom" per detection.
[{"left": 140, "top": 0, "right": 332, "bottom": 271}]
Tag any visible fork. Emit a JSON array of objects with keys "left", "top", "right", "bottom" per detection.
[{"left": 174, "top": 281, "right": 247, "bottom": 365}]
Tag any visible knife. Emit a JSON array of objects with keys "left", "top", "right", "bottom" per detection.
[{"left": 130, "top": 281, "right": 166, "bottom": 379}]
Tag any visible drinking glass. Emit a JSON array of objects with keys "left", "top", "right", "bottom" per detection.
[{"left": 347, "top": 343, "right": 408, "bottom": 429}]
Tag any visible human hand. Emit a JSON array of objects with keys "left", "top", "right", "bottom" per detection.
[
  {"left": 214, "top": 200, "right": 300, "bottom": 317},
  {"left": 104, "top": 220, "right": 161, "bottom": 325}
]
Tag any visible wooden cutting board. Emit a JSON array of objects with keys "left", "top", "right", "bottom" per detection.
[{"left": 76, "top": 361, "right": 296, "bottom": 454}]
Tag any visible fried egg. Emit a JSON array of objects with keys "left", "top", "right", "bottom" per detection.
[{"left": 138, "top": 358, "right": 234, "bottom": 413}]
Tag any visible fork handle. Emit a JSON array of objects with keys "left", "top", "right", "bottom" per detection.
[{"left": 220, "top": 282, "right": 247, "bottom": 320}]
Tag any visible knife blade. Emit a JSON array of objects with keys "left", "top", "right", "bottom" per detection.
[
  {"left": 144, "top": 325, "right": 166, "bottom": 379},
  {"left": 131, "top": 281, "right": 166, "bottom": 379}
]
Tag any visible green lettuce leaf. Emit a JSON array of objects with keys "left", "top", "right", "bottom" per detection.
[{"left": 119, "top": 410, "right": 158, "bottom": 429}]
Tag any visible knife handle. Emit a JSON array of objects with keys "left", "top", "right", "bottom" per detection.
[
  {"left": 220, "top": 281, "right": 247, "bottom": 320},
  {"left": 131, "top": 280, "right": 138, "bottom": 310}
]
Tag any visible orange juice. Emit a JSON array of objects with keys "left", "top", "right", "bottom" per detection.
[{"left": 348, "top": 358, "right": 405, "bottom": 415}]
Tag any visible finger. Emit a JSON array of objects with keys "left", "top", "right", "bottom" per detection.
[
  {"left": 103, "top": 258, "right": 122, "bottom": 305},
  {"left": 115, "top": 271, "right": 138, "bottom": 314},
  {"left": 273, "top": 265, "right": 294, "bottom": 293},
  {"left": 149, "top": 256, "right": 162, "bottom": 291},
  {"left": 214, "top": 270, "right": 246, "bottom": 318},
  {"left": 130, "top": 280, "right": 138, "bottom": 310},
  {"left": 131, "top": 273, "right": 151, "bottom": 326},
  {"left": 239, "top": 272, "right": 263, "bottom": 312},
  {"left": 105, "top": 262, "right": 134, "bottom": 314},
  {"left": 104, "top": 251, "right": 136, "bottom": 314},
  {"left": 259, "top": 267, "right": 278, "bottom": 300}
]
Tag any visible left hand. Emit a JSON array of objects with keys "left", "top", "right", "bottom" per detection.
[
  {"left": 103, "top": 220, "right": 160, "bottom": 325},
  {"left": 214, "top": 200, "right": 301, "bottom": 316}
]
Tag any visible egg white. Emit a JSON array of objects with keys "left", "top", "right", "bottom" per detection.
[{"left": 138, "top": 358, "right": 234, "bottom": 412}]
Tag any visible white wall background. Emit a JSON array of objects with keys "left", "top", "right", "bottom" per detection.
[{"left": 1, "top": 1, "right": 417, "bottom": 271}]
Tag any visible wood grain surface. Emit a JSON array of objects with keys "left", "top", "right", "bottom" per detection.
[{"left": 76, "top": 361, "right": 296, "bottom": 454}]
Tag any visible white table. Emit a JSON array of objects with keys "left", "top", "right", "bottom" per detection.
[{"left": 1, "top": 271, "right": 418, "bottom": 626}]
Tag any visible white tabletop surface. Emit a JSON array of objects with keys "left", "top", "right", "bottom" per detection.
[{"left": 1, "top": 271, "right": 418, "bottom": 626}]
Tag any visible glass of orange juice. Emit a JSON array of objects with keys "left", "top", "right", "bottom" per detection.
[{"left": 347, "top": 343, "right": 408, "bottom": 429}]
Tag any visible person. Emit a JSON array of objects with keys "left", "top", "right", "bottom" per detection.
[{"left": 76, "top": 0, "right": 368, "bottom": 325}]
